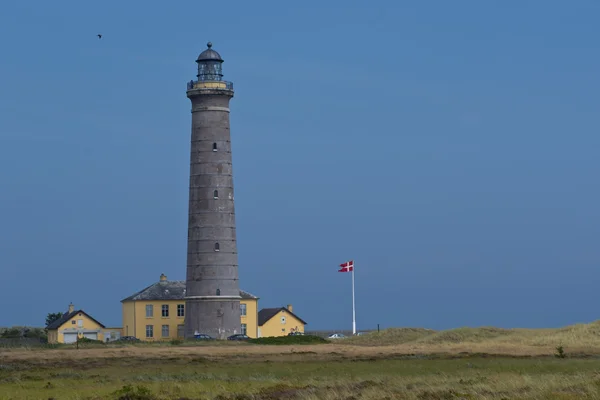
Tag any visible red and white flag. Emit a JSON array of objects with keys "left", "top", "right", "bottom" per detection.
[{"left": 338, "top": 260, "right": 354, "bottom": 272}]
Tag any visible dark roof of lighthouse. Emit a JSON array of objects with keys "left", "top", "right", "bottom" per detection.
[
  {"left": 197, "top": 42, "right": 223, "bottom": 62},
  {"left": 120, "top": 278, "right": 258, "bottom": 302}
]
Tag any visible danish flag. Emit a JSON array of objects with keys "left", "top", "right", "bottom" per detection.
[{"left": 338, "top": 260, "right": 354, "bottom": 272}]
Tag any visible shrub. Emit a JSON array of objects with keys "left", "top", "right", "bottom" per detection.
[
  {"left": 0, "top": 327, "right": 48, "bottom": 340},
  {"left": 555, "top": 345, "right": 566, "bottom": 358},
  {"left": 112, "top": 384, "right": 156, "bottom": 400},
  {"left": 1, "top": 328, "right": 22, "bottom": 338},
  {"left": 25, "top": 329, "right": 47, "bottom": 340},
  {"left": 77, "top": 337, "right": 105, "bottom": 345}
]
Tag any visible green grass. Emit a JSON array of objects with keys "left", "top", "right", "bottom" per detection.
[{"left": 3, "top": 350, "right": 600, "bottom": 399}]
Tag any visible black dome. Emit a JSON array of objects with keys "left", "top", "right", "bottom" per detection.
[{"left": 196, "top": 42, "right": 223, "bottom": 62}]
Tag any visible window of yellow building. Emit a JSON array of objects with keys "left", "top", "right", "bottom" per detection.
[
  {"left": 162, "top": 325, "right": 169, "bottom": 338},
  {"left": 241, "top": 324, "right": 247, "bottom": 335},
  {"left": 177, "top": 304, "right": 184, "bottom": 317},
  {"left": 146, "top": 325, "right": 153, "bottom": 338},
  {"left": 146, "top": 305, "right": 153, "bottom": 318},
  {"left": 162, "top": 305, "right": 169, "bottom": 317},
  {"left": 241, "top": 304, "right": 246, "bottom": 316}
]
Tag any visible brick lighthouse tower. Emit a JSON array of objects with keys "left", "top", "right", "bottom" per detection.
[{"left": 184, "top": 42, "right": 241, "bottom": 339}]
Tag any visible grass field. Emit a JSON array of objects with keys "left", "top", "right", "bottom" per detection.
[{"left": 3, "top": 322, "right": 600, "bottom": 399}]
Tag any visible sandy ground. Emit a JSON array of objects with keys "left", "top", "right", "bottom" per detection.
[{"left": 2, "top": 342, "right": 598, "bottom": 363}]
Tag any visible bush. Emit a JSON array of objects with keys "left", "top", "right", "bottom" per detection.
[
  {"left": 112, "top": 384, "right": 156, "bottom": 400},
  {"left": 248, "top": 335, "right": 328, "bottom": 345},
  {"left": 1, "top": 327, "right": 48, "bottom": 340},
  {"left": 555, "top": 345, "right": 566, "bottom": 358},
  {"left": 1, "top": 328, "right": 22, "bottom": 338},
  {"left": 24, "top": 328, "right": 47, "bottom": 339},
  {"left": 77, "top": 337, "right": 105, "bottom": 345},
  {"left": 170, "top": 339, "right": 183, "bottom": 345}
]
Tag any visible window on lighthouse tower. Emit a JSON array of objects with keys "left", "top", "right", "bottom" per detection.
[
  {"left": 212, "top": 143, "right": 217, "bottom": 151},
  {"left": 213, "top": 190, "right": 218, "bottom": 199},
  {"left": 214, "top": 243, "right": 220, "bottom": 252}
]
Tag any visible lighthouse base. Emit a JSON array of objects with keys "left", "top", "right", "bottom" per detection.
[{"left": 183, "top": 296, "right": 242, "bottom": 340}]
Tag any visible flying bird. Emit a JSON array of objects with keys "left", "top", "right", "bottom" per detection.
[{"left": 97, "top": 34, "right": 102, "bottom": 39}]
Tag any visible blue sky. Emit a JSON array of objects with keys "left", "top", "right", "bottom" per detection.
[{"left": 1, "top": 1, "right": 599, "bottom": 331}]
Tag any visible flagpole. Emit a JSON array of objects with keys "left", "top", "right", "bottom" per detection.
[{"left": 352, "top": 260, "right": 356, "bottom": 335}]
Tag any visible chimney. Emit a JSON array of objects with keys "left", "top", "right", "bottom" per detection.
[
  {"left": 286, "top": 304, "right": 293, "bottom": 313},
  {"left": 160, "top": 273, "right": 167, "bottom": 282},
  {"left": 68, "top": 303, "right": 74, "bottom": 313}
]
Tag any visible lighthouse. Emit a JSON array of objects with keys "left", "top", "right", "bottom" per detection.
[{"left": 184, "top": 42, "right": 241, "bottom": 339}]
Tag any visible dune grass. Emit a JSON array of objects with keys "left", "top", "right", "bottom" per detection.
[
  {"left": 248, "top": 335, "right": 328, "bottom": 345},
  {"left": 4, "top": 322, "right": 600, "bottom": 398},
  {"left": 340, "top": 320, "right": 600, "bottom": 354},
  {"left": 340, "top": 328, "right": 437, "bottom": 346}
]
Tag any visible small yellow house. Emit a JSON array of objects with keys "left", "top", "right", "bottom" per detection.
[
  {"left": 258, "top": 305, "right": 307, "bottom": 337},
  {"left": 46, "top": 303, "right": 122, "bottom": 344},
  {"left": 121, "top": 274, "right": 259, "bottom": 340}
]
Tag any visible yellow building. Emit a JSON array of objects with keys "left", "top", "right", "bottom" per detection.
[
  {"left": 258, "top": 305, "right": 307, "bottom": 337},
  {"left": 46, "top": 303, "right": 122, "bottom": 344},
  {"left": 121, "top": 274, "right": 259, "bottom": 340}
]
